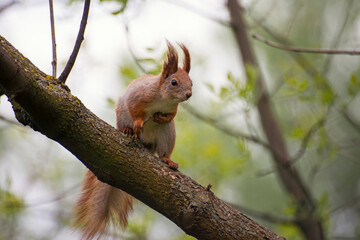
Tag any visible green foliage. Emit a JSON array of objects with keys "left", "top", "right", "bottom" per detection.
[
  {"left": 118, "top": 47, "right": 165, "bottom": 86},
  {"left": 348, "top": 73, "right": 360, "bottom": 97},
  {"left": 107, "top": 97, "right": 116, "bottom": 108},
  {"left": 0, "top": 188, "right": 24, "bottom": 216},
  {"left": 0, "top": 177, "right": 25, "bottom": 240},
  {"left": 289, "top": 126, "right": 306, "bottom": 140},
  {"left": 317, "top": 192, "right": 330, "bottom": 219},
  {"left": 276, "top": 224, "right": 303, "bottom": 240},
  {"left": 206, "top": 71, "right": 255, "bottom": 106},
  {"left": 119, "top": 63, "right": 141, "bottom": 86},
  {"left": 173, "top": 112, "right": 250, "bottom": 186},
  {"left": 98, "top": 0, "right": 133, "bottom": 15},
  {"left": 281, "top": 74, "right": 336, "bottom": 105},
  {"left": 126, "top": 207, "right": 156, "bottom": 239},
  {"left": 281, "top": 76, "right": 309, "bottom": 99},
  {"left": 172, "top": 234, "right": 197, "bottom": 240}
]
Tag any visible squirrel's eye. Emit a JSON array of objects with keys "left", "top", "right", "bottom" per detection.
[{"left": 171, "top": 79, "right": 178, "bottom": 86}]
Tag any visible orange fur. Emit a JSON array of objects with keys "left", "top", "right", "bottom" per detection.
[
  {"left": 179, "top": 43, "right": 191, "bottom": 73},
  {"left": 73, "top": 171, "right": 133, "bottom": 240},
  {"left": 152, "top": 108, "right": 178, "bottom": 124},
  {"left": 73, "top": 42, "right": 192, "bottom": 239},
  {"left": 161, "top": 41, "right": 179, "bottom": 80}
]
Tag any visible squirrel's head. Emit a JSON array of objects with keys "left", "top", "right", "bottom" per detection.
[{"left": 160, "top": 41, "right": 192, "bottom": 103}]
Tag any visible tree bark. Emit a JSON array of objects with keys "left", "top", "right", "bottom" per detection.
[
  {"left": 0, "top": 35, "right": 285, "bottom": 240},
  {"left": 226, "top": 1, "right": 324, "bottom": 239}
]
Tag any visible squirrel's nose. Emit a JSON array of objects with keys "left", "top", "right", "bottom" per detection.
[{"left": 186, "top": 92, "right": 192, "bottom": 99}]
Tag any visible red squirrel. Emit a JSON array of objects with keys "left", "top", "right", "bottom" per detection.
[{"left": 73, "top": 42, "right": 192, "bottom": 240}]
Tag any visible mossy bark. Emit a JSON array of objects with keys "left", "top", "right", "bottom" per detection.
[{"left": 0, "top": 35, "right": 285, "bottom": 240}]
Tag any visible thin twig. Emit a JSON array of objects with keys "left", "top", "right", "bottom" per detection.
[
  {"left": 124, "top": 24, "right": 148, "bottom": 74},
  {"left": 58, "top": 0, "right": 91, "bottom": 83},
  {"left": 253, "top": 34, "right": 360, "bottom": 55},
  {"left": 0, "top": 115, "right": 20, "bottom": 125},
  {"left": 322, "top": 0, "right": 354, "bottom": 73},
  {"left": 250, "top": 17, "right": 318, "bottom": 77},
  {"left": 49, "top": 0, "right": 57, "bottom": 77},
  {"left": 258, "top": 110, "right": 329, "bottom": 177},
  {"left": 230, "top": 202, "right": 295, "bottom": 224},
  {"left": 342, "top": 109, "right": 360, "bottom": 135},
  {"left": 164, "top": 0, "right": 229, "bottom": 26},
  {"left": 26, "top": 183, "right": 80, "bottom": 208},
  {"left": 183, "top": 104, "right": 270, "bottom": 149},
  {"left": 0, "top": 0, "right": 18, "bottom": 14},
  {"left": 325, "top": 194, "right": 360, "bottom": 218},
  {"left": 291, "top": 109, "right": 330, "bottom": 163}
]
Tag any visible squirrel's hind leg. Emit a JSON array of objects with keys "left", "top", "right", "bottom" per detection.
[
  {"left": 161, "top": 157, "right": 178, "bottom": 170},
  {"left": 156, "top": 121, "right": 178, "bottom": 170}
]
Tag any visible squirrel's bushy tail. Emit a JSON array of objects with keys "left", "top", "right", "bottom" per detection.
[{"left": 73, "top": 170, "right": 133, "bottom": 240}]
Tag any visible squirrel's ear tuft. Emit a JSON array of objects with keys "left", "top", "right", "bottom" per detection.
[
  {"left": 179, "top": 43, "right": 190, "bottom": 73},
  {"left": 161, "top": 41, "right": 178, "bottom": 80}
]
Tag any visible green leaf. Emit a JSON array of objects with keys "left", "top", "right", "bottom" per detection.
[
  {"left": 348, "top": 74, "right": 359, "bottom": 97},
  {"left": 119, "top": 64, "right": 140, "bottom": 85},
  {"left": 320, "top": 88, "right": 335, "bottom": 105},
  {"left": 205, "top": 83, "right": 215, "bottom": 93},
  {"left": 220, "top": 87, "right": 230, "bottom": 99},
  {"left": 290, "top": 127, "right": 305, "bottom": 140},
  {"left": 244, "top": 64, "right": 258, "bottom": 84},
  {"left": 0, "top": 188, "right": 25, "bottom": 215},
  {"left": 107, "top": 98, "right": 116, "bottom": 108},
  {"left": 99, "top": 0, "right": 129, "bottom": 15},
  {"left": 139, "top": 58, "right": 157, "bottom": 63}
]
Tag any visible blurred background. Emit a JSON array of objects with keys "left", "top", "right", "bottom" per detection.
[{"left": 0, "top": 0, "right": 360, "bottom": 239}]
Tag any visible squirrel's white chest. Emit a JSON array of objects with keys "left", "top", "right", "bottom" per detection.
[{"left": 146, "top": 99, "right": 176, "bottom": 115}]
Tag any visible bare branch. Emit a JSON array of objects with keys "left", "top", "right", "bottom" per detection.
[
  {"left": 227, "top": 1, "right": 325, "bottom": 239},
  {"left": 58, "top": 0, "right": 91, "bottom": 83},
  {"left": 26, "top": 183, "right": 80, "bottom": 208},
  {"left": 326, "top": 194, "right": 360, "bottom": 217},
  {"left": 124, "top": 24, "right": 148, "bottom": 74},
  {"left": 0, "top": 114, "right": 20, "bottom": 125},
  {"left": 342, "top": 109, "right": 360, "bottom": 135},
  {"left": 322, "top": 0, "right": 354, "bottom": 73},
  {"left": 183, "top": 104, "right": 270, "bottom": 149},
  {"left": 0, "top": 0, "right": 18, "bottom": 14},
  {"left": 164, "top": 0, "right": 229, "bottom": 26},
  {"left": 253, "top": 34, "right": 360, "bottom": 55},
  {"left": 249, "top": 17, "right": 319, "bottom": 77},
  {"left": 230, "top": 202, "right": 295, "bottom": 225},
  {"left": 49, "top": 0, "right": 57, "bottom": 77}
]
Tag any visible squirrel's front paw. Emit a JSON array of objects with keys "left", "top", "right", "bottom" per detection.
[
  {"left": 161, "top": 157, "right": 178, "bottom": 170},
  {"left": 122, "top": 127, "right": 134, "bottom": 137},
  {"left": 133, "top": 119, "right": 144, "bottom": 138},
  {"left": 153, "top": 112, "right": 173, "bottom": 124}
]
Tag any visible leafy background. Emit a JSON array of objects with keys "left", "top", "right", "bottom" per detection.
[{"left": 1, "top": 0, "right": 360, "bottom": 239}]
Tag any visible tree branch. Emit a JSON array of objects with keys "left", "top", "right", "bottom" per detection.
[
  {"left": 230, "top": 203, "right": 296, "bottom": 225},
  {"left": 291, "top": 111, "right": 329, "bottom": 163},
  {"left": 0, "top": 0, "right": 18, "bottom": 14},
  {"left": 183, "top": 104, "right": 270, "bottom": 149},
  {"left": 124, "top": 24, "right": 148, "bottom": 74},
  {"left": 0, "top": 114, "right": 20, "bottom": 125},
  {"left": 342, "top": 109, "right": 360, "bottom": 135},
  {"left": 164, "top": 0, "right": 229, "bottom": 26},
  {"left": 49, "top": 0, "right": 57, "bottom": 77},
  {"left": 253, "top": 34, "right": 360, "bottom": 55},
  {"left": 58, "top": 0, "right": 91, "bottom": 83},
  {"left": 226, "top": 1, "right": 325, "bottom": 239},
  {"left": 0, "top": 35, "right": 285, "bottom": 240},
  {"left": 322, "top": 0, "right": 354, "bottom": 73}
]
